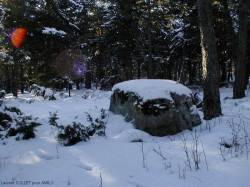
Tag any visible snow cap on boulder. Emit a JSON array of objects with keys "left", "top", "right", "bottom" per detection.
[{"left": 112, "top": 79, "right": 192, "bottom": 102}]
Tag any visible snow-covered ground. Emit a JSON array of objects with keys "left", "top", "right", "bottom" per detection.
[{"left": 1, "top": 88, "right": 250, "bottom": 187}]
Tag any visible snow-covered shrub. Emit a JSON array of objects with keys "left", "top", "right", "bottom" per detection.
[
  {"left": 56, "top": 109, "right": 108, "bottom": 146},
  {"left": 0, "top": 106, "right": 41, "bottom": 140},
  {"left": 30, "top": 84, "right": 44, "bottom": 96},
  {"left": 44, "top": 88, "right": 56, "bottom": 100},
  {"left": 6, "top": 116, "right": 41, "bottom": 140},
  {"left": 86, "top": 109, "right": 108, "bottom": 137},
  {"left": 30, "top": 84, "right": 56, "bottom": 100},
  {"left": 82, "top": 90, "right": 94, "bottom": 99},
  {"left": 4, "top": 106, "right": 23, "bottom": 115},
  {"left": 0, "top": 112, "right": 12, "bottom": 131},
  {"left": 0, "top": 112, "right": 12, "bottom": 123},
  {"left": 57, "top": 122, "right": 90, "bottom": 146},
  {"left": 49, "top": 112, "right": 59, "bottom": 126},
  {"left": 56, "top": 110, "right": 108, "bottom": 146}
]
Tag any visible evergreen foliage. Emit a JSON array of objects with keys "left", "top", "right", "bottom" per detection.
[
  {"left": 0, "top": 0, "right": 249, "bottom": 120},
  {"left": 0, "top": 106, "right": 41, "bottom": 140}
]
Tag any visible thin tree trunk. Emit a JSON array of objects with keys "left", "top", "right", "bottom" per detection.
[
  {"left": 11, "top": 64, "right": 18, "bottom": 97},
  {"left": 4, "top": 65, "right": 11, "bottom": 93},
  {"left": 85, "top": 71, "right": 92, "bottom": 89},
  {"left": 68, "top": 78, "right": 71, "bottom": 97},
  {"left": 197, "top": 0, "right": 222, "bottom": 120},
  {"left": 20, "top": 64, "right": 24, "bottom": 94},
  {"left": 75, "top": 80, "right": 80, "bottom": 90},
  {"left": 146, "top": 0, "right": 153, "bottom": 79},
  {"left": 245, "top": 59, "right": 250, "bottom": 89},
  {"left": 222, "top": 0, "right": 237, "bottom": 83},
  {"left": 233, "top": 0, "right": 249, "bottom": 98},
  {"left": 137, "top": 58, "right": 142, "bottom": 79}
]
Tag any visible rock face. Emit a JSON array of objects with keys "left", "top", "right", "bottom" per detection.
[
  {"left": 0, "top": 90, "right": 5, "bottom": 99},
  {"left": 110, "top": 79, "right": 201, "bottom": 136},
  {"left": 0, "top": 90, "right": 5, "bottom": 106}
]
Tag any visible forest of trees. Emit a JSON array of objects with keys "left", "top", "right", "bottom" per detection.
[{"left": 0, "top": 0, "right": 249, "bottom": 120}]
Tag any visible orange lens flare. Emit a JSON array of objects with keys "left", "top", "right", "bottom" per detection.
[{"left": 11, "top": 28, "right": 28, "bottom": 48}]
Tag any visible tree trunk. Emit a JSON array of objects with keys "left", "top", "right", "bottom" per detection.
[
  {"left": 222, "top": 0, "right": 237, "bottom": 83},
  {"left": 137, "top": 58, "right": 142, "bottom": 79},
  {"left": 118, "top": 0, "right": 137, "bottom": 81},
  {"left": 75, "top": 80, "right": 80, "bottom": 90},
  {"left": 246, "top": 25, "right": 250, "bottom": 88},
  {"left": 85, "top": 71, "right": 92, "bottom": 89},
  {"left": 146, "top": 0, "right": 154, "bottom": 79},
  {"left": 67, "top": 78, "right": 72, "bottom": 97},
  {"left": 11, "top": 64, "right": 18, "bottom": 97},
  {"left": 4, "top": 65, "right": 11, "bottom": 93},
  {"left": 197, "top": 0, "right": 222, "bottom": 120},
  {"left": 245, "top": 59, "right": 250, "bottom": 89},
  {"left": 233, "top": 0, "right": 249, "bottom": 98},
  {"left": 95, "top": 48, "right": 105, "bottom": 82},
  {"left": 20, "top": 64, "right": 24, "bottom": 94}
]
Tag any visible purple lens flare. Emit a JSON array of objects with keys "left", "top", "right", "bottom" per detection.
[{"left": 72, "top": 60, "right": 87, "bottom": 77}]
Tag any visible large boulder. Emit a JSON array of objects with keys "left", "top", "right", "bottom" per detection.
[
  {"left": 110, "top": 79, "right": 201, "bottom": 136},
  {"left": 0, "top": 90, "right": 5, "bottom": 106},
  {"left": 0, "top": 90, "right": 5, "bottom": 99},
  {"left": 30, "top": 84, "right": 56, "bottom": 100}
]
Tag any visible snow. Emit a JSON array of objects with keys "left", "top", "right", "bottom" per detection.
[
  {"left": 69, "top": 0, "right": 83, "bottom": 8},
  {"left": 112, "top": 129, "right": 153, "bottom": 142},
  {"left": 0, "top": 87, "right": 250, "bottom": 187},
  {"left": 0, "top": 51, "right": 7, "bottom": 59},
  {"left": 42, "top": 27, "right": 67, "bottom": 37},
  {"left": 112, "top": 79, "right": 192, "bottom": 101}
]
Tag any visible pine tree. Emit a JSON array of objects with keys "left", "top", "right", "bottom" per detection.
[
  {"left": 233, "top": 0, "right": 249, "bottom": 99},
  {"left": 197, "top": 0, "right": 222, "bottom": 120}
]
